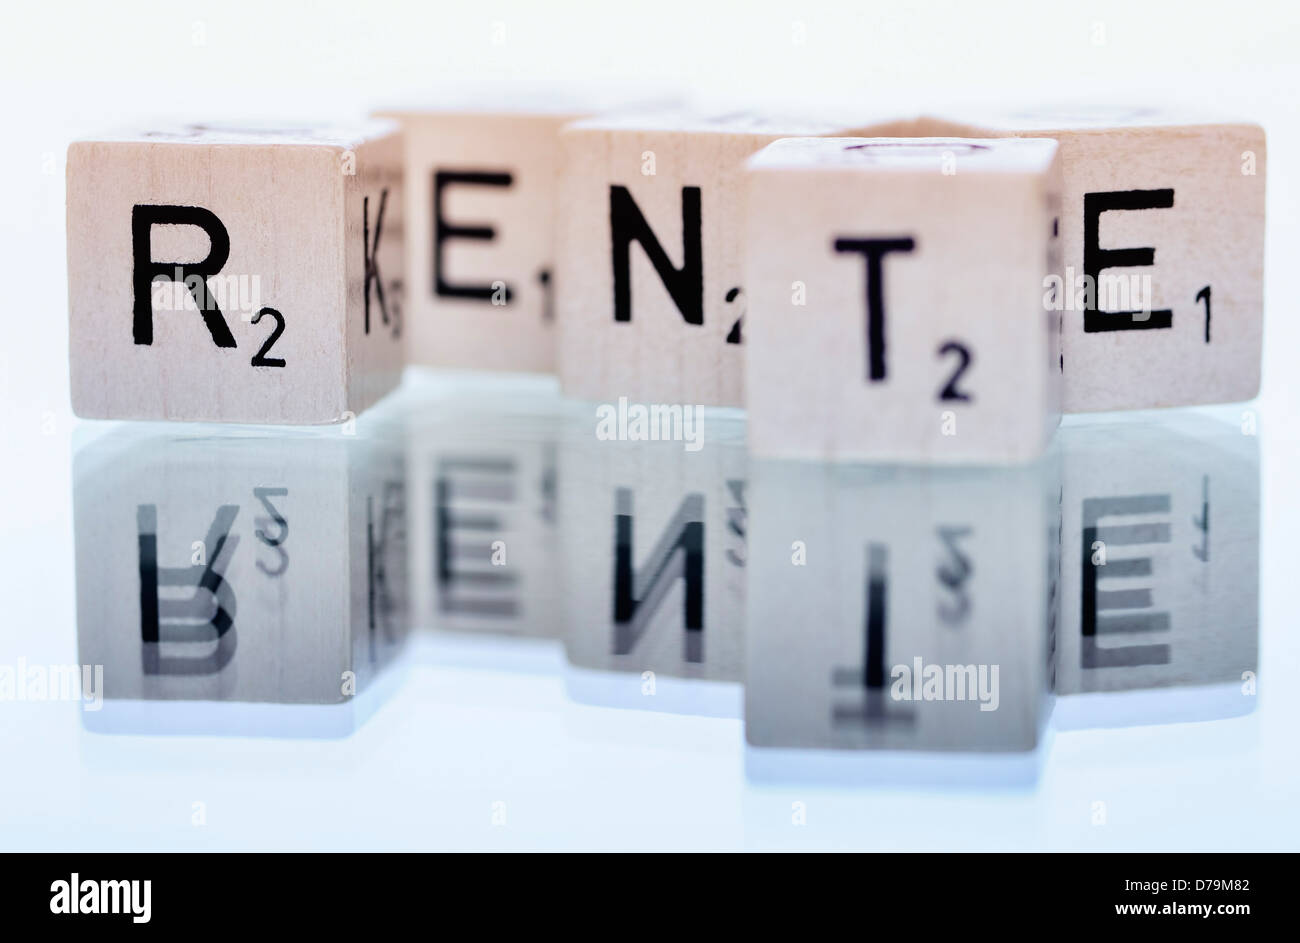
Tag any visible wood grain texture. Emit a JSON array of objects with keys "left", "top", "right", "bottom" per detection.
[
  {"left": 555, "top": 112, "right": 923, "bottom": 408},
  {"left": 744, "top": 137, "right": 1062, "bottom": 464},
  {"left": 912, "top": 108, "right": 1266, "bottom": 412},
  {"left": 377, "top": 110, "right": 586, "bottom": 374},
  {"left": 67, "top": 122, "right": 404, "bottom": 424}
]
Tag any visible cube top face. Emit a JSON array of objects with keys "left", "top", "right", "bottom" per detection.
[
  {"left": 379, "top": 109, "right": 588, "bottom": 129},
  {"left": 748, "top": 136, "right": 1060, "bottom": 174},
  {"left": 921, "top": 105, "right": 1258, "bottom": 135},
  {"left": 84, "top": 119, "right": 400, "bottom": 149},
  {"left": 563, "top": 109, "right": 864, "bottom": 138},
  {"left": 67, "top": 122, "right": 404, "bottom": 425},
  {"left": 917, "top": 112, "right": 1266, "bottom": 413},
  {"left": 745, "top": 137, "right": 1061, "bottom": 465}
]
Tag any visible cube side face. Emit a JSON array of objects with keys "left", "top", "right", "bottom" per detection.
[
  {"left": 68, "top": 140, "right": 349, "bottom": 424},
  {"left": 388, "top": 113, "right": 577, "bottom": 374},
  {"left": 343, "top": 129, "right": 405, "bottom": 417},
  {"left": 557, "top": 127, "right": 790, "bottom": 408},
  {"left": 745, "top": 140, "right": 1060, "bottom": 464},
  {"left": 1026, "top": 125, "right": 1265, "bottom": 412}
]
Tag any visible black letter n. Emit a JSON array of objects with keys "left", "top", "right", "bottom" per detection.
[
  {"left": 610, "top": 185, "right": 703, "bottom": 324},
  {"left": 131, "top": 205, "right": 235, "bottom": 347}
]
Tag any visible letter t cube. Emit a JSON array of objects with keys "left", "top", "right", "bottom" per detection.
[{"left": 744, "top": 137, "right": 1062, "bottom": 464}]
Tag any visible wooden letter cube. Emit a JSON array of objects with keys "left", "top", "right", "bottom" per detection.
[
  {"left": 745, "top": 137, "right": 1062, "bottom": 463},
  {"left": 67, "top": 122, "right": 405, "bottom": 424},
  {"left": 555, "top": 112, "right": 920, "bottom": 407},
  {"left": 378, "top": 108, "right": 585, "bottom": 374},
  {"left": 915, "top": 109, "right": 1265, "bottom": 412}
]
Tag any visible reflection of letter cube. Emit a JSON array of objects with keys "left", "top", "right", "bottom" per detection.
[
  {"left": 1055, "top": 412, "right": 1258, "bottom": 714},
  {"left": 558, "top": 423, "right": 749, "bottom": 709},
  {"left": 745, "top": 137, "right": 1062, "bottom": 463},
  {"left": 403, "top": 379, "right": 564, "bottom": 640},
  {"left": 556, "top": 112, "right": 921, "bottom": 407},
  {"left": 745, "top": 458, "right": 1059, "bottom": 753},
  {"left": 913, "top": 109, "right": 1265, "bottom": 412},
  {"left": 74, "top": 426, "right": 409, "bottom": 714},
  {"left": 67, "top": 122, "right": 404, "bottom": 424}
]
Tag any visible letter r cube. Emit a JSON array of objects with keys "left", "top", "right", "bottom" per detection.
[
  {"left": 66, "top": 122, "right": 405, "bottom": 424},
  {"left": 744, "top": 137, "right": 1063, "bottom": 463}
]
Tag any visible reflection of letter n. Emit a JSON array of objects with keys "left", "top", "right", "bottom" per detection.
[{"left": 612, "top": 488, "right": 704, "bottom": 660}]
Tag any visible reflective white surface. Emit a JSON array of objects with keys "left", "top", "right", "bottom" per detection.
[{"left": 0, "top": 375, "right": 1291, "bottom": 851}]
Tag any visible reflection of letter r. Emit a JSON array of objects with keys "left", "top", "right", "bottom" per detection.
[{"left": 137, "top": 503, "right": 239, "bottom": 643}]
